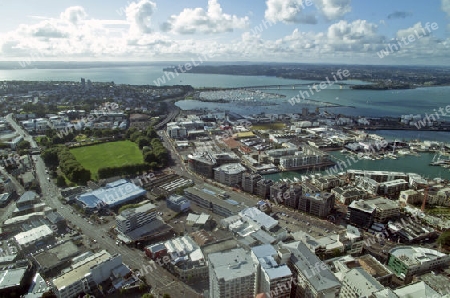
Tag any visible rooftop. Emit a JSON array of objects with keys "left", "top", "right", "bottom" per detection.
[
  {"left": 349, "top": 200, "right": 376, "bottom": 213},
  {"left": 368, "top": 197, "right": 400, "bottom": 211},
  {"left": 34, "top": 241, "right": 80, "bottom": 269},
  {"left": 186, "top": 213, "right": 210, "bottom": 225},
  {"left": 252, "top": 244, "right": 291, "bottom": 280},
  {"left": 165, "top": 235, "right": 200, "bottom": 259},
  {"left": 145, "top": 243, "right": 166, "bottom": 253},
  {"left": 78, "top": 179, "right": 146, "bottom": 208},
  {"left": 209, "top": 248, "right": 255, "bottom": 282},
  {"left": 167, "top": 194, "right": 189, "bottom": 204},
  {"left": 394, "top": 281, "right": 440, "bottom": 298},
  {"left": 239, "top": 207, "right": 278, "bottom": 230},
  {"left": 251, "top": 244, "right": 276, "bottom": 259},
  {"left": 282, "top": 241, "right": 341, "bottom": 292},
  {"left": 123, "top": 219, "right": 168, "bottom": 241},
  {"left": 17, "top": 191, "right": 38, "bottom": 205},
  {"left": 184, "top": 184, "right": 255, "bottom": 214},
  {"left": 213, "top": 163, "right": 246, "bottom": 175},
  {"left": 371, "top": 288, "right": 398, "bottom": 298},
  {"left": 260, "top": 256, "right": 292, "bottom": 280},
  {"left": 14, "top": 225, "right": 53, "bottom": 246},
  {"left": 390, "top": 246, "right": 448, "bottom": 267},
  {"left": 343, "top": 267, "right": 384, "bottom": 297},
  {"left": 358, "top": 254, "right": 392, "bottom": 279},
  {"left": 0, "top": 267, "right": 27, "bottom": 290},
  {"left": 52, "top": 250, "right": 113, "bottom": 290},
  {"left": 119, "top": 202, "right": 156, "bottom": 218}
]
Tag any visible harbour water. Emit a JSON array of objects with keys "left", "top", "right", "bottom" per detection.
[
  {"left": 1, "top": 65, "right": 449, "bottom": 179},
  {"left": 2, "top": 65, "right": 450, "bottom": 118},
  {"left": 263, "top": 152, "right": 450, "bottom": 181}
]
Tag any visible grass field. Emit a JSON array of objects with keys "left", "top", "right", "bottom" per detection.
[
  {"left": 70, "top": 141, "right": 143, "bottom": 180},
  {"left": 251, "top": 122, "right": 286, "bottom": 131}
]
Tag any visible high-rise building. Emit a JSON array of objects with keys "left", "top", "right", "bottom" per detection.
[
  {"left": 213, "top": 163, "right": 247, "bottom": 186},
  {"left": 257, "top": 179, "right": 273, "bottom": 199},
  {"left": 347, "top": 200, "right": 376, "bottom": 229},
  {"left": 298, "top": 192, "right": 334, "bottom": 218},
  {"left": 340, "top": 267, "right": 385, "bottom": 298},
  {"left": 282, "top": 242, "right": 341, "bottom": 298},
  {"left": 251, "top": 244, "right": 292, "bottom": 298},
  {"left": 285, "top": 185, "right": 302, "bottom": 209},
  {"left": 209, "top": 248, "right": 256, "bottom": 298},
  {"left": 242, "top": 173, "right": 262, "bottom": 194},
  {"left": 270, "top": 182, "right": 288, "bottom": 204},
  {"left": 52, "top": 251, "right": 126, "bottom": 298}
]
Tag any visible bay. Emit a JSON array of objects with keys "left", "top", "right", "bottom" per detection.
[
  {"left": 263, "top": 152, "right": 450, "bottom": 181},
  {"left": 1, "top": 65, "right": 449, "bottom": 180}
]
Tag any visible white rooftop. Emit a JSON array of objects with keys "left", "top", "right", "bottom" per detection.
[
  {"left": 342, "top": 268, "right": 384, "bottom": 297},
  {"left": 394, "top": 281, "right": 439, "bottom": 298},
  {"left": 186, "top": 213, "right": 210, "bottom": 225},
  {"left": 14, "top": 225, "right": 53, "bottom": 246},
  {"left": 239, "top": 207, "right": 278, "bottom": 230},
  {"left": 52, "top": 250, "right": 113, "bottom": 290},
  {"left": 213, "top": 163, "right": 246, "bottom": 175},
  {"left": 390, "top": 246, "right": 447, "bottom": 267}
]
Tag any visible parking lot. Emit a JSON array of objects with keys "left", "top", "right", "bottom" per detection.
[{"left": 274, "top": 207, "right": 345, "bottom": 239}]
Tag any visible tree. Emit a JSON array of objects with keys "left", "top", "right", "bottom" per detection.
[
  {"left": 17, "top": 140, "right": 31, "bottom": 154},
  {"left": 93, "top": 129, "right": 103, "bottom": 138},
  {"left": 137, "top": 136, "right": 151, "bottom": 149},
  {"left": 163, "top": 294, "right": 171, "bottom": 298},
  {"left": 141, "top": 294, "right": 154, "bottom": 298},
  {"left": 144, "top": 151, "right": 157, "bottom": 163},
  {"left": 130, "top": 131, "right": 142, "bottom": 142},
  {"left": 125, "top": 127, "right": 138, "bottom": 139},
  {"left": 56, "top": 175, "right": 67, "bottom": 187},
  {"left": 145, "top": 126, "right": 158, "bottom": 139},
  {"left": 437, "top": 230, "right": 450, "bottom": 246},
  {"left": 17, "top": 140, "right": 31, "bottom": 150},
  {"left": 42, "top": 148, "right": 59, "bottom": 168},
  {"left": 139, "top": 283, "right": 147, "bottom": 291}
]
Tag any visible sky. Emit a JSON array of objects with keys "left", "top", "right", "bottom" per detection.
[{"left": 1, "top": 0, "right": 450, "bottom": 65}]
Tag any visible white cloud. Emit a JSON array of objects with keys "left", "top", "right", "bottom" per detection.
[
  {"left": 442, "top": 0, "right": 450, "bottom": 16},
  {"left": 327, "top": 19, "right": 379, "bottom": 42},
  {"left": 161, "top": 0, "right": 249, "bottom": 34},
  {"left": 315, "top": 0, "right": 352, "bottom": 21},
  {"left": 126, "top": 0, "right": 156, "bottom": 34},
  {"left": 265, "top": 0, "right": 317, "bottom": 24},
  {"left": 60, "top": 6, "right": 87, "bottom": 25},
  {"left": 0, "top": 3, "right": 449, "bottom": 65}
]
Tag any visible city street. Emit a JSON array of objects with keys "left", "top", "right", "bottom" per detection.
[{"left": 5, "top": 115, "right": 200, "bottom": 298}]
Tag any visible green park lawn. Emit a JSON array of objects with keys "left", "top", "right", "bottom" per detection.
[
  {"left": 70, "top": 140, "right": 143, "bottom": 180},
  {"left": 251, "top": 122, "right": 286, "bottom": 131}
]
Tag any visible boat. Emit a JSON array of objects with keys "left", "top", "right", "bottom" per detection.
[
  {"left": 387, "top": 153, "right": 397, "bottom": 160},
  {"left": 397, "top": 149, "right": 410, "bottom": 156}
]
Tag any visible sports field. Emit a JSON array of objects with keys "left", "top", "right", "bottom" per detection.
[
  {"left": 70, "top": 141, "right": 143, "bottom": 179},
  {"left": 251, "top": 122, "right": 286, "bottom": 130}
]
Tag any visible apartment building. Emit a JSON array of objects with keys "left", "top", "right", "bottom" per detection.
[
  {"left": 209, "top": 248, "right": 256, "bottom": 298},
  {"left": 116, "top": 203, "right": 157, "bottom": 234},
  {"left": 298, "top": 192, "right": 334, "bottom": 218}
]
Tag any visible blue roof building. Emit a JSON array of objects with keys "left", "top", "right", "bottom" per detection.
[{"left": 77, "top": 179, "right": 146, "bottom": 209}]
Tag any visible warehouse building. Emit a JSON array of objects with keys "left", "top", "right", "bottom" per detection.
[{"left": 77, "top": 179, "right": 146, "bottom": 210}]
